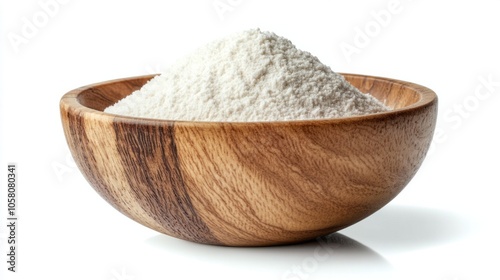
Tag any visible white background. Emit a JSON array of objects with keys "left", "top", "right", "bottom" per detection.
[{"left": 1, "top": 0, "right": 499, "bottom": 279}]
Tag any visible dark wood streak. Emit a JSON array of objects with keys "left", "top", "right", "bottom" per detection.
[{"left": 113, "top": 120, "right": 219, "bottom": 244}]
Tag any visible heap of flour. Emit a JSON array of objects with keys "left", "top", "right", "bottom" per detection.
[{"left": 105, "top": 29, "right": 389, "bottom": 121}]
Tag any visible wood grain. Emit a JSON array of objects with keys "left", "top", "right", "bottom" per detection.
[{"left": 60, "top": 74, "right": 437, "bottom": 246}]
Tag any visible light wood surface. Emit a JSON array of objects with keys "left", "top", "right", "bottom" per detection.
[{"left": 60, "top": 74, "right": 437, "bottom": 246}]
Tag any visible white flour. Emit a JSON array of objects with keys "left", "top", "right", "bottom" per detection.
[{"left": 105, "top": 29, "right": 389, "bottom": 121}]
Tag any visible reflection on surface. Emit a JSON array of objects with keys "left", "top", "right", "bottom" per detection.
[
  {"left": 340, "top": 205, "right": 473, "bottom": 252},
  {"left": 146, "top": 232, "right": 393, "bottom": 278}
]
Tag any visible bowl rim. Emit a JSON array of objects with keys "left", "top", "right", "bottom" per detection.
[{"left": 60, "top": 73, "right": 437, "bottom": 126}]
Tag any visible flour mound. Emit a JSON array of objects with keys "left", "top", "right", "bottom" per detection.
[{"left": 105, "top": 29, "right": 389, "bottom": 121}]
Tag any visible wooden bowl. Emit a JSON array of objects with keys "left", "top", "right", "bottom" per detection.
[{"left": 60, "top": 74, "right": 437, "bottom": 246}]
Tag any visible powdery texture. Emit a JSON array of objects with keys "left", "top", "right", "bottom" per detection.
[{"left": 105, "top": 29, "right": 389, "bottom": 121}]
